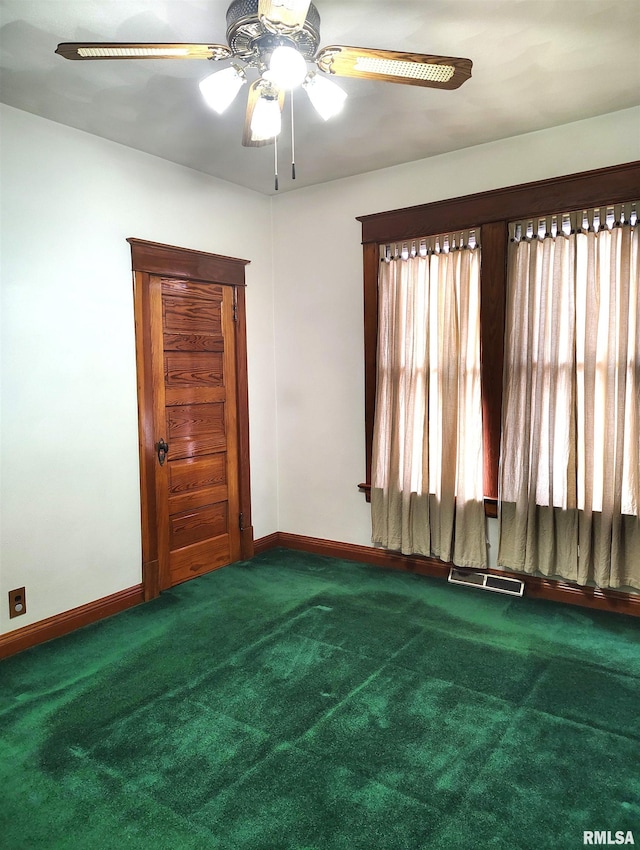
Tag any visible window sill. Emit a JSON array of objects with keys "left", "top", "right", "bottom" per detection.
[
  {"left": 358, "top": 483, "right": 498, "bottom": 518},
  {"left": 358, "top": 482, "right": 372, "bottom": 502}
]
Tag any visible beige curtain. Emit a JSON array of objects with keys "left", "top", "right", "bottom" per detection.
[
  {"left": 371, "top": 234, "right": 487, "bottom": 568},
  {"left": 498, "top": 204, "right": 640, "bottom": 589}
]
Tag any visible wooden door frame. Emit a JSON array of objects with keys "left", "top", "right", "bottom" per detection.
[{"left": 128, "top": 238, "right": 254, "bottom": 600}]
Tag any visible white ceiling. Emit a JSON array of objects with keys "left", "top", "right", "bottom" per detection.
[{"left": 1, "top": 0, "right": 639, "bottom": 195}]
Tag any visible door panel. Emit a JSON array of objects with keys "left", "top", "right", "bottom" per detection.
[
  {"left": 168, "top": 454, "right": 227, "bottom": 496},
  {"left": 166, "top": 402, "right": 226, "bottom": 459},
  {"left": 169, "top": 502, "right": 228, "bottom": 550},
  {"left": 169, "top": 535, "right": 232, "bottom": 585},
  {"left": 151, "top": 275, "right": 241, "bottom": 588},
  {"left": 163, "top": 290, "right": 223, "bottom": 332},
  {"left": 168, "top": 455, "right": 227, "bottom": 514},
  {"left": 165, "top": 351, "right": 224, "bottom": 387}
]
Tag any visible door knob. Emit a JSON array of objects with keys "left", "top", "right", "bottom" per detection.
[{"left": 156, "top": 439, "right": 169, "bottom": 466}]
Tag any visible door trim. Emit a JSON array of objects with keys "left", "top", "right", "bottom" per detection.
[{"left": 128, "top": 238, "right": 254, "bottom": 600}]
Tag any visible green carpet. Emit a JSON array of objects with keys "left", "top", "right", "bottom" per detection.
[{"left": 1, "top": 549, "right": 638, "bottom": 849}]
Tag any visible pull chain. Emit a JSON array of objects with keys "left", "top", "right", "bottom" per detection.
[
  {"left": 274, "top": 133, "right": 279, "bottom": 191},
  {"left": 291, "top": 90, "right": 296, "bottom": 180}
]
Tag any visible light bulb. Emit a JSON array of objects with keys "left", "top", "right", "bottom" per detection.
[
  {"left": 199, "top": 66, "right": 246, "bottom": 114},
  {"left": 250, "top": 95, "right": 282, "bottom": 141},
  {"left": 303, "top": 72, "right": 347, "bottom": 120},
  {"left": 267, "top": 45, "right": 307, "bottom": 90}
]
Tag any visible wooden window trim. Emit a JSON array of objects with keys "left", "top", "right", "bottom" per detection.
[{"left": 357, "top": 161, "right": 640, "bottom": 513}]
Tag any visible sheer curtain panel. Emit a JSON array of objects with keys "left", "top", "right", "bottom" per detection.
[
  {"left": 371, "top": 234, "right": 487, "bottom": 567},
  {"left": 498, "top": 203, "right": 640, "bottom": 589}
]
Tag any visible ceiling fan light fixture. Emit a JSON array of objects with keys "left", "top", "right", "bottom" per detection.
[
  {"left": 303, "top": 72, "right": 347, "bottom": 120},
  {"left": 250, "top": 92, "right": 282, "bottom": 141},
  {"left": 56, "top": 1, "right": 473, "bottom": 187},
  {"left": 266, "top": 44, "right": 308, "bottom": 90},
  {"left": 199, "top": 65, "right": 247, "bottom": 114}
]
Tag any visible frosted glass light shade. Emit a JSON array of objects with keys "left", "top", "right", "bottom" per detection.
[
  {"left": 303, "top": 73, "right": 347, "bottom": 120},
  {"left": 250, "top": 95, "right": 282, "bottom": 141},
  {"left": 267, "top": 45, "right": 307, "bottom": 89},
  {"left": 199, "top": 66, "right": 246, "bottom": 114}
]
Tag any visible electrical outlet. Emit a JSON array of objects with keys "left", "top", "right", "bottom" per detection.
[{"left": 8, "top": 587, "right": 26, "bottom": 619}]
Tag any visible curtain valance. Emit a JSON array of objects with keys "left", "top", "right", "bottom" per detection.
[
  {"left": 381, "top": 229, "right": 480, "bottom": 261},
  {"left": 510, "top": 202, "right": 637, "bottom": 242}
]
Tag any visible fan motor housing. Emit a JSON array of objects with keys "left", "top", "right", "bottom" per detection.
[{"left": 226, "top": 0, "right": 321, "bottom": 60}]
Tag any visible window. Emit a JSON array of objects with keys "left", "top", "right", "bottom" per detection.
[
  {"left": 498, "top": 203, "right": 639, "bottom": 588},
  {"left": 357, "top": 162, "right": 640, "bottom": 586},
  {"left": 371, "top": 233, "right": 486, "bottom": 567}
]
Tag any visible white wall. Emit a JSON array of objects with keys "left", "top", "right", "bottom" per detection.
[
  {"left": 0, "top": 105, "right": 278, "bottom": 634},
  {"left": 2, "top": 105, "right": 638, "bottom": 636},
  {"left": 271, "top": 107, "right": 640, "bottom": 566}
]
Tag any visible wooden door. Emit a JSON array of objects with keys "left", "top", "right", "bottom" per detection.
[
  {"left": 152, "top": 276, "right": 241, "bottom": 587},
  {"left": 129, "top": 240, "right": 253, "bottom": 597}
]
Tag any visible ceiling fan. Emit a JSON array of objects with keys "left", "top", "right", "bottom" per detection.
[{"left": 56, "top": 0, "right": 472, "bottom": 188}]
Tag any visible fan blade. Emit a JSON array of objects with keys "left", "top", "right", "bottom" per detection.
[
  {"left": 55, "top": 43, "right": 232, "bottom": 61},
  {"left": 242, "top": 81, "right": 285, "bottom": 147},
  {"left": 258, "top": 0, "right": 311, "bottom": 33},
  {"left": 315, "top": 46, "right": 472, "bottom": 90}
]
